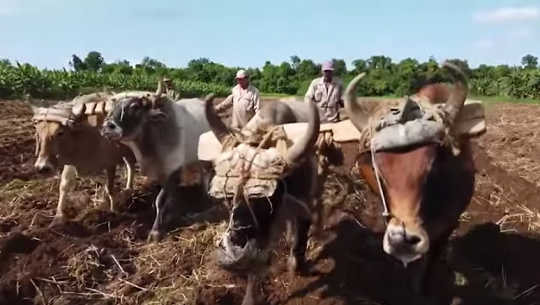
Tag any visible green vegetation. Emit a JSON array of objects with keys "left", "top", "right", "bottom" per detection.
[{"left": 1, "top": 52, "right": 539, "bottom": 101}]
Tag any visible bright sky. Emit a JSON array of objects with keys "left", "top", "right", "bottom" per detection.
[{"left": 1, "top": 0, "right": 539, "bottom": 69}]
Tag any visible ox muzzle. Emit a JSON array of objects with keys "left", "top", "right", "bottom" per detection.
[
  {"left": 34, "top": 155, "right": 57, "bottom": 173},
  {"left": 382, "top": 219, "right": 430, "bottom": 267},
  {"left": 216, "top": 231, "right": 268, "bottom": 272},
  {"left": 101, "top": 119, "right": 124, "bottom": 141}
]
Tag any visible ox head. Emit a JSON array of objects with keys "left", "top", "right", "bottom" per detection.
[
  {"left": 203, "top": 93, "right": 320, "bottom": 272},
  {"left": 344, "top": 61, "right": 469, "bottom": 266},
  {"left": 25, "top": 94, "right": 96, "bottom": 173},
  {"left": 101, "top": 80, "right": 168, "bottom": 142}
]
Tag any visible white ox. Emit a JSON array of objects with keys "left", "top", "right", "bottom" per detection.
[{"left": 100, "top": 81, "right": 213, "bottom": 242}]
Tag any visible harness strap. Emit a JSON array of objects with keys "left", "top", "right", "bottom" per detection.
[{"left": 368, "top": 123, "right": 391, "bottom": 226}]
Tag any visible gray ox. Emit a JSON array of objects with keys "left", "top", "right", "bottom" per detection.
[
  {"left": 25, "top": 93, "right": 137, "bottom": 223},
  {"left": 204, "top": 94, "right": 321, "bottom": 305},
  {"left": 100, "top": 82, "right": 213, "bottom": 242},
  {"left": 344, "top": 61, "right": 480, "bottom": 298}
]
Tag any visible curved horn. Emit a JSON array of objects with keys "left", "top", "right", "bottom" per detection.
[
  {"left": 343, "top": 73, "right": 371, "bottom": 132},
  {"left": 284, "top": 98, "right": 320, "bottom": 165},
  {"left": 441, "top": 61, "right": 468, "bottom": 125},
  {"left": 204, "top": 93, "right": 229, "bottom": 144},
  {"left": 155, "top": 79, "right": 164, "bottom": 97}
]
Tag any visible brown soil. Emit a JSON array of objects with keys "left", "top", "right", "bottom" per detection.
[{"left": 1, "top": 99, "right": 540, "bottom": 305}]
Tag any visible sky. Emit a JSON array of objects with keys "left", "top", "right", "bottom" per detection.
[{"left": 0, "top": 0, "right": 539, "bottom": 70}]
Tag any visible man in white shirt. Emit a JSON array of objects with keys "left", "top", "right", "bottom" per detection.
[
  {"left": 162, "top": 78, "right": 181, "bottom": 101},
  {"left": 304, "top": 61, "right": 344, "bottom": 123},
  {"left": 215, "top": 69, "right": 261, "bottom": 129}
]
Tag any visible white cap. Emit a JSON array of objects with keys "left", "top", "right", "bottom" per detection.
[{"left": 235, "top": 69, "right": 248, "bottom": 78}]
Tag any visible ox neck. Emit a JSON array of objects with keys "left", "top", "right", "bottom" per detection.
[{"left": 126, "top": 116, "right": 180, "bottom": 182}]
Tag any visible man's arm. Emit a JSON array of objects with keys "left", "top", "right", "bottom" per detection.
[
  {"left": 337, "top": 80, "right": 344, "bottom": 107},
  {"left": 252, "top": 88, "right": 261, "bottom": 113},
  {"left": 215, "top": 93, "right": 234, "bottom": 111},
  {"left": 304, "top": 79, "right": 317, "bottom": 103}
]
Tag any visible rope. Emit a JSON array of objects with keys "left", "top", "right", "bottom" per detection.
[{"left": 368, "top": 122, "right": 391, "bottom": 226}]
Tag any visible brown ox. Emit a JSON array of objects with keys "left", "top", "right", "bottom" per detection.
[
  {"left": 344, "top": 62, "right": 477, "bottom": 296},
  {"left": 25, "top": 93, "right": 137, "bottom": 223}
]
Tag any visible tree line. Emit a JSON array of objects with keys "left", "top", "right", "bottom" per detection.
[{"left": 1, "top": 51, "right": 539, "bottom": 100}]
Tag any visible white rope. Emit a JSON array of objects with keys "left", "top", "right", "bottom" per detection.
[{"left": 368, "top": 123, "right": 390, "bottom": 225}]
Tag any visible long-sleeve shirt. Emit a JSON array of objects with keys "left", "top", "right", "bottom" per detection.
[
  {"left": 165, "top": 86, "right": 181, "bottom": 101},
  {"left": 215, "top": 84, "right": 260, "bottom": 129},
  {"left": 304, "top": 77, "right": 344, "bottom": 123}
]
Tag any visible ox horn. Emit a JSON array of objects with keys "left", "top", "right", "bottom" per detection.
[
  {"left": 284, "top": 98, "right": 320, "bottom": 165},
  {"left": 343, "top": 73, "right": 372, "bottom": 132},
  {"left": 155, "top": 79, "right": 164, "bottom": 97},
  {"left": 24, "top": 94, "right": 42, "bottom": 113},
  {"left": 441, "top": 61, "right": 468, "bottom": 126},
  {"left": 204, "top": 93, "right": 230, "bottom": 144}
]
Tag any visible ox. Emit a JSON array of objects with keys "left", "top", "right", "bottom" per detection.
[
  {"left": 242, "top": 98, "right": 346, "bottom": 237},
  {"left": 343, "top": 61, "right": 481, "bottom": 297},
  {"left": 201, "top": 94, "right": 321, "bottom": 305},
  {"left": 25, "top": 93, "right": 137, "bottom": 223},
  {"left": 100, "top": 82, "right": 213, "bottom": 242}
]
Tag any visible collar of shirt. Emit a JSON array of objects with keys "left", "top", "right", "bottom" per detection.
[
  {"left": 317, "top": 77, "right": 340, "bottom": 87},
  {"left": 234, "top": 84, "right": 253, "bottom": 93}
]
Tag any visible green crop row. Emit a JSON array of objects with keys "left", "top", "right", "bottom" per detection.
[{"left": 0, "top": 62, "right": 231, "bottom": 100}]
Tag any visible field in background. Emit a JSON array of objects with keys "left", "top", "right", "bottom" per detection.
[{"left": 1, "top": 97, "right": 540, "bottom": 305}]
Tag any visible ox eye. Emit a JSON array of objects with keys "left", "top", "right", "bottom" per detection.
[
  {"left": 130, "top": 103, "right": 140, "bottom": 112},
  {"left": 56, "top": 129, "right": 65, "bottom": 137}
]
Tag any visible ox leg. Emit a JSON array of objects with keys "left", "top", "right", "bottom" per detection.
[
  {"left": 241, "top": 273, "right": 261, "bottom": 305},
  {"left": 287, "top": 216, "right": 312, "bottom": 275},
  {"left": 103, "top": 166, "right": 117, "bottom": 212},
  {"left": 148, "top": 169, "right": 181, "bottom": 242},
  {"left": 52, "top": 165, "right": 77, "bottom": 224}
]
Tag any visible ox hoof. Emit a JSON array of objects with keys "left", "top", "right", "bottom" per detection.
[{"left": 148, "top": 230, "right": 164, "bottom": 243}]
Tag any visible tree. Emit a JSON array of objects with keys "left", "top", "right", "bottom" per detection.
[
  {"left": 69, "top": 54, "right": 86, "bottom": 71},
  {"left": 83, "top": 51, "right": 104, "bottom": 72},
  {"left": 521, "top": 54, "right": 538, "bottom": 69}
]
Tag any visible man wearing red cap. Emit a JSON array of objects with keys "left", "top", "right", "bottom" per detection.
[
  {"left": 304, "top": 61, "right": 344, "bottom": 122},
  {"left": 215, "top": 69, "right": 260, "bottom": 129}
]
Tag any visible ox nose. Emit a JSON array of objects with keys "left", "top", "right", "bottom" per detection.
[
  {"left": 387, "top": 229, "right": 422, "bottom": 248},
  {"left": 36, "top": 166, "right": 51, "bottom": 174},
  {"left": 35, "top": 158, "right": 53, "bottom": 174},
  {"left": 105, "top": 121, "right": 117, "bottom": 131},
  {"left": 102, "top": 120, "right": 122, "bottom": 139}
]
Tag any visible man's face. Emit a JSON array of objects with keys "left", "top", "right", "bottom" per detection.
[
  {"left": 164, "top": 81, "right": 172, "bottom": 89},
  {"left": 236, "top": 77, "right": 248, "bottom": 87},
  {"left": 323, "top": 70, "right": 333, "bottom": 82}
]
